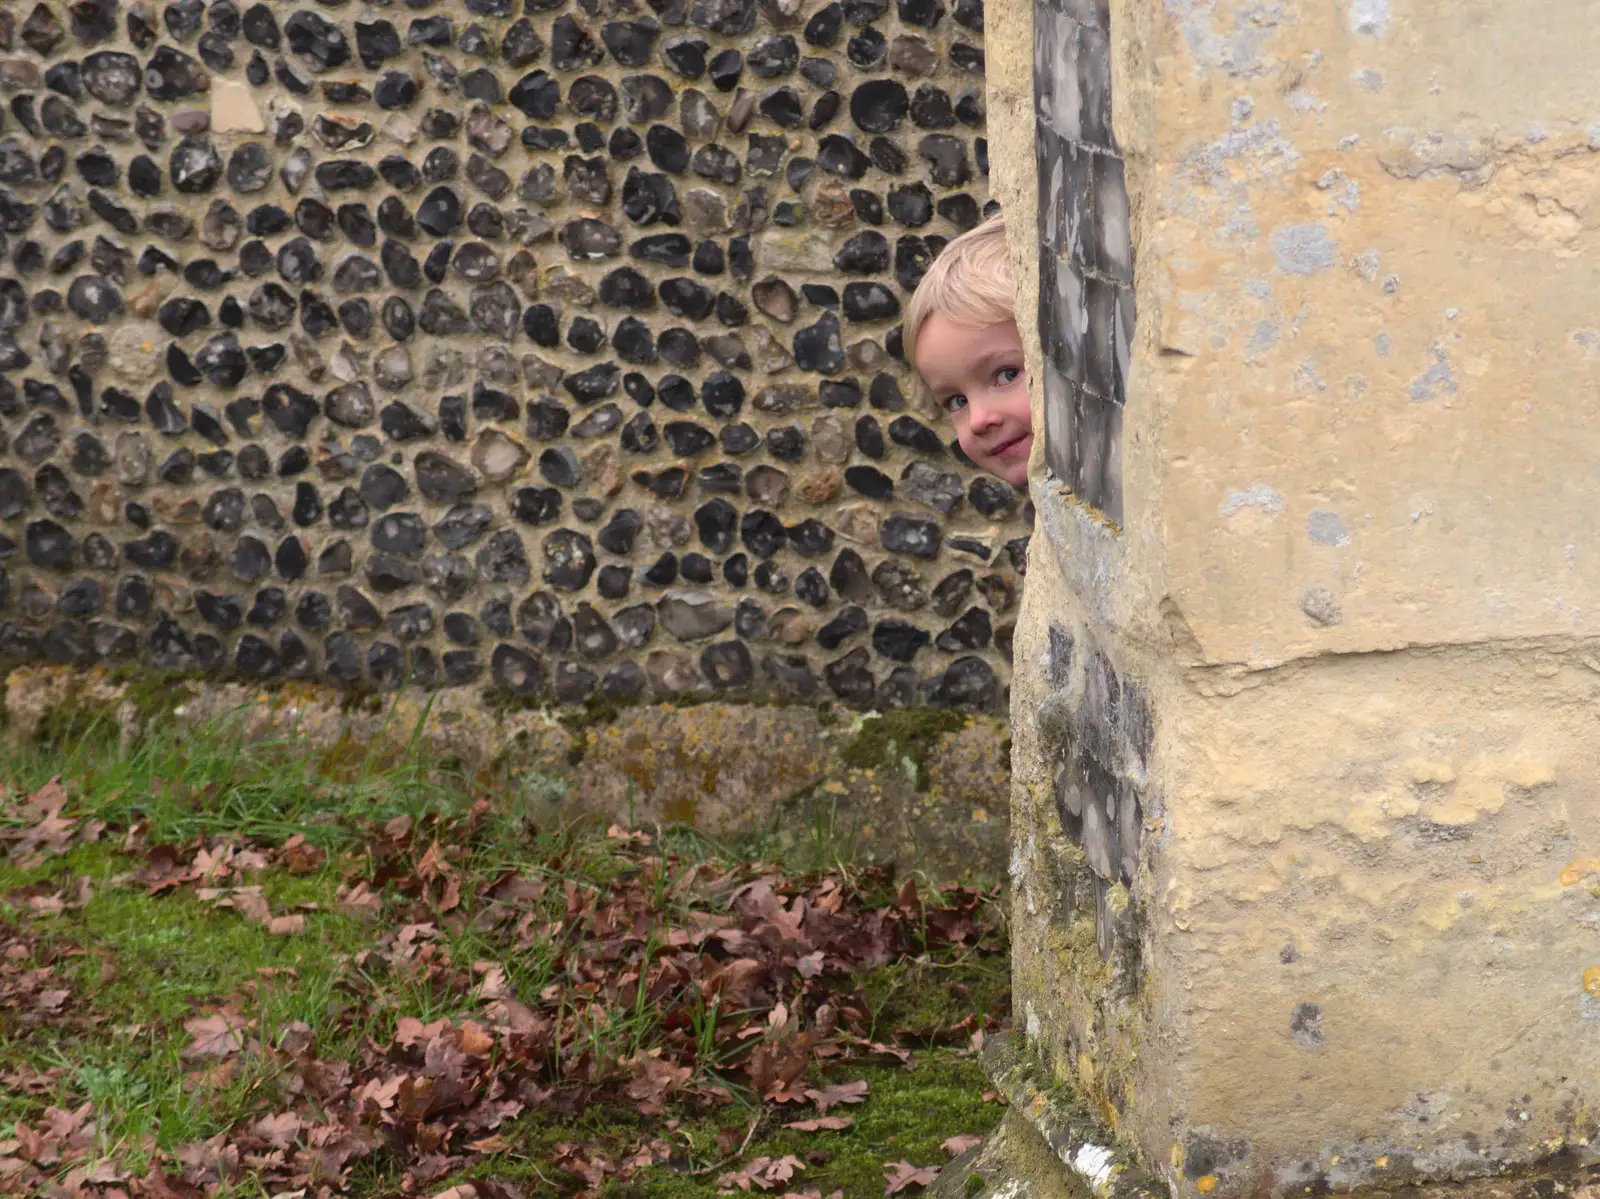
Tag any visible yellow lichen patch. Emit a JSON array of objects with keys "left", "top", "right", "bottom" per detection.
[
  {"left": 1343, "top": 786, "right": 1421, "bottom": 841},
  {"left": 1424, "top": 776, "right": 1509, "bottom": 827},
  {"left": 1582, "top": 967, "right": 1600, "bottom": 997},
  {"left": 1197, "top": 1175, "right": 1218, "bottom": 1193},
  {"left": 1405, "top": 759, "right": 1458, "bottom": 787},
  {"left": 1560, "top": 860, "right": 1600, "bottom": 886}
]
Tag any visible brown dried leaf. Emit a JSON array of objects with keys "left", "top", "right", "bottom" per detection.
[
  {"left": 252, "top": 1112, "right": 303, "bottom": 1149},
  {"left": 782, "top": 1117, "right": 853, "bottom": 1132},
  {"left": 718, "top": 1154, "right": 806, "bottom": 1193},
  {"left": 280, "top": 834, "right": 326, "bottom": 875},
  {"left": 882, "top": 1161, "right": 941, "bottom": 1195},
  {"left": 805, "top": 1080, "right": 868, "bottom": 1114},
  {"left": 623, "top": 1052, "right": 692, "bottom": 1115},
  {"left": 336, "top": 880, "right": 382, "bottom": 921},
  {"left": 940, "top": 1134, "right": 983, "bottom": 1157},
  {"left": 182, "top": 1011, "right": 252, "bottom": 1059}
]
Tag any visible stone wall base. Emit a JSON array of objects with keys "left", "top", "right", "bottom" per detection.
[
  {"left": 931, "top": 1035, "right": 1162, "bottom": 1199},
  {"left": 0, "top": 664, "right": 1011, "bottom": 881},
  {"left": 941, "top": 1036, "right": 1600, "bottom": 1199}
]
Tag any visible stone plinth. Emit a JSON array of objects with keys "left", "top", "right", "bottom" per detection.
[{"left": 983, "top": 0, "right": 1600, "bottom": 1196}]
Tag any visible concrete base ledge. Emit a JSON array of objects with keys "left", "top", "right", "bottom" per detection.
[{"left": 0, "top": 664, "right": 1012, "bottom": 881}]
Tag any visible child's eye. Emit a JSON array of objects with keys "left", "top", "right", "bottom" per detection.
[
  {"left": 942, "top": 393, "right": 968, "bottom": 413},
  {"left": 997, "top": 367, "right": 1022, "bottom": 386}
]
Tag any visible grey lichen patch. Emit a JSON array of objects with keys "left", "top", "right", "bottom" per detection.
[
  {"left": 1218, "top": 484, "right": 1285, "bottom": 518},
  {"left": 1348, "top": 0, "right": 1392, "bottom": 37},
  {"left": 1305, "top": 509, "right": 1351, "bottom": 547},
  {"left": 1299, "top": 587, "right": 1343, "bottom": 626},
  {"left": 1409, "top": 347, "right": 1461, "bottom": 402},
  {"left": 1272, "top": 223, "right": 1337, "bottom": 276}
]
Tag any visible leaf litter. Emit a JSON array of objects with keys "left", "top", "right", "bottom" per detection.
[{"left": 0, "top": 762, "right": 1004, "bottom": 1197}]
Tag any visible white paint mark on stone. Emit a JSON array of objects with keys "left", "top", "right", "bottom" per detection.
[
  {"left": 1307, "top": 509, "right": 1351, "bottom": 547},
  {"left": 1070, "top": 1143, "right": 1119, "bottom": 1192},
  {"left": 1219, "top": 484, "right": 1284, "bottom": 518},
  {"left": 1026, "top": 1001, "right": 1042, "bottom": 1041},
  {"left": 1348, "top": 0, "right": 1390, "bottom": 37},
  {"left": 1273, "top": 224, "right": 1336, "bottom": 276}
]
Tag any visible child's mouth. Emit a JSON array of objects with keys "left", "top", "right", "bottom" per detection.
[{"left": 989, "top": 433, "right": 1030, "bottom": 460}]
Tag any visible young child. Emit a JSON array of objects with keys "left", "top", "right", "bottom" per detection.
[{"left": 902, "top": 211, "right": 1032, "bottom": 488}]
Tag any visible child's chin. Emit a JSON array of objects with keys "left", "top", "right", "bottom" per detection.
[{"left": 981, "top": 458, "right": 1027, "bottom": 488}]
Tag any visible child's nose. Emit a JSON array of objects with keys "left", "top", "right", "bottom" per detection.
[{"left": 967, "top": 398, "right": 1002, "bottom": 433}]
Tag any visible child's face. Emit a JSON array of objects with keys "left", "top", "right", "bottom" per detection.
[{"left": 913, "top": 315, "right": 1032, "bottom": 487}]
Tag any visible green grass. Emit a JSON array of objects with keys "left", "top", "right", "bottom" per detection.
[{"left": 0, "top": 703, "right": 1008, "bottom": 1197}]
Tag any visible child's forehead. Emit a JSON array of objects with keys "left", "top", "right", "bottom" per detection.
[{"left": 915, "top": 315, "right": 1022, "bottom": 365}]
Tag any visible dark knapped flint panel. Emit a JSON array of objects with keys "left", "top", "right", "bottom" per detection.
[
  {"left": 1043, "top": 620, "right": 1149, "bottom": 967},
  {"left": 0, "top": 0, "right": 1022, "bottom": 708},
  {"left": 1034, "top": 0, "right": 1132, "bottom": 525}
]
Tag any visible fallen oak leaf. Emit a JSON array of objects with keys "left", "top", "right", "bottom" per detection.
[
  {"left": 805, "top": 1080, "right": 868, "bottom": 1114},
  {"left": 266, "top": 914, "right": 306, "bottom": 936},
  {"left": 252, "top": 1111, "right": 303, "bottom": 1149},
  {"left": 336, "top": 880, "right": 382, "bottom": 921},
  {"left": 882, "top": 1161, "right": 941, "bottom": 1195},
  {"left": 782, "top": 1117, "right": 853, "bottom": 1132},
  {"left": 182, "top": 1010, "right": 252, "bottom": 1059},
  {"left": 7, "top": 777, "right": 78, "bottom": 864},
  {"left": 458, "top": 1020, "right": 496, "bottom": 1055},
  {"left": 279, "top": 834, "right": 326, "bottom": 875},
  {"left": 195, "top": 885, "right": 270, "bottom": 926},
  {"left": 718, "top": 1153, "right": 805, "bottom": 1193},
  {"left": 624, "top": 1051, "right": 693, "bottom": 1115},
  {"left": 940, "top": 1134, "right": 983, "bottom": 1157}
]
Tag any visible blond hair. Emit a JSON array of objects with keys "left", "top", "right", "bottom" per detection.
[{"left": 902, "top": 209, "right": 1014, "bottom": 370}]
